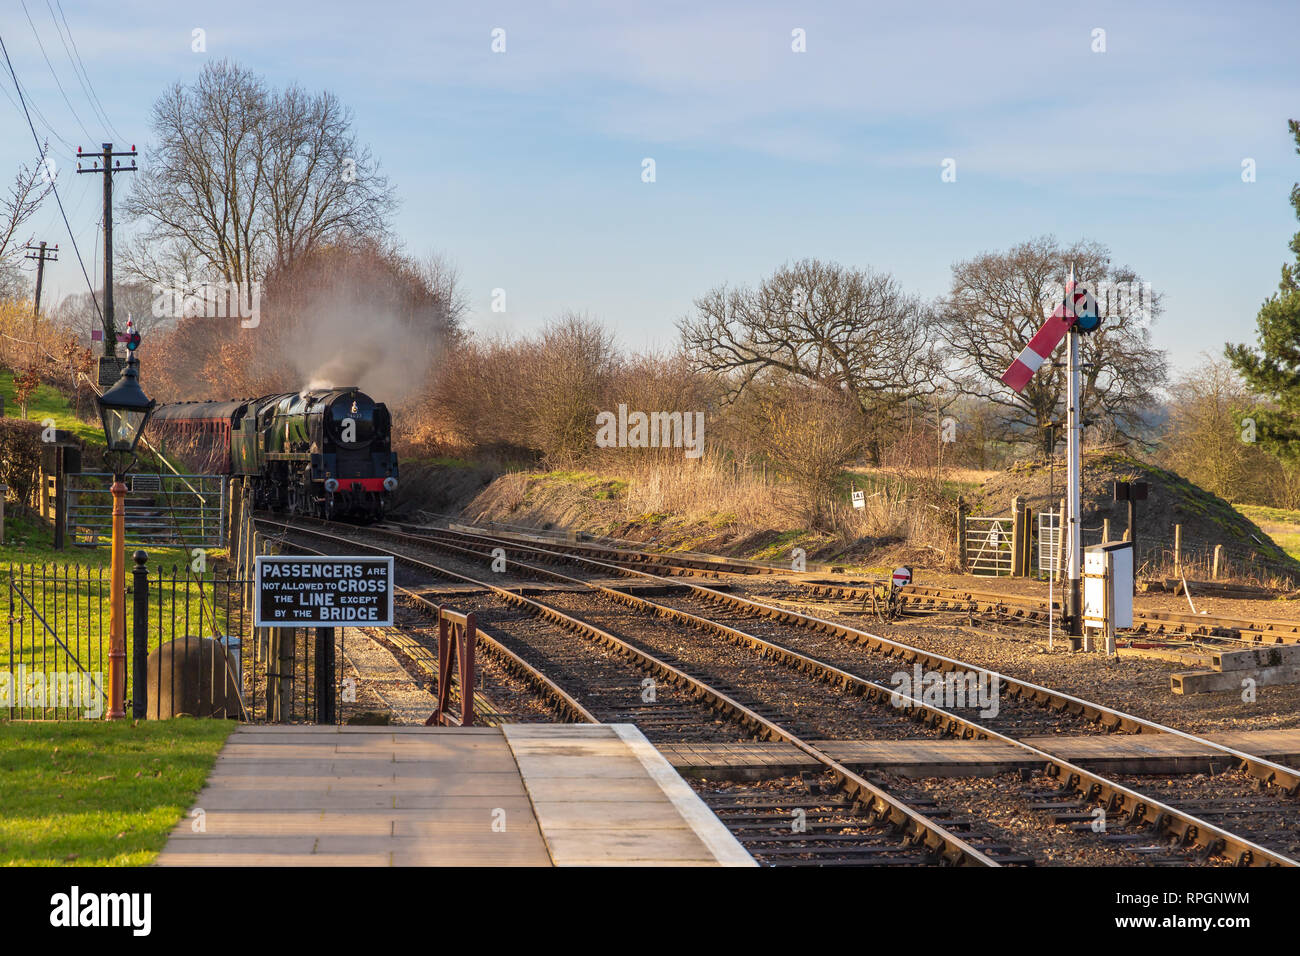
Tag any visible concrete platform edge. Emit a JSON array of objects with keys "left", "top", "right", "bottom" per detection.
[{"left": 610, "top": 724, "right": 756, "bottom": 867}]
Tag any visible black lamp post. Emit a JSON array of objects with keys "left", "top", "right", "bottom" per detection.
[
  {"left": 97, "top": 340, "right": 153, "bottom": 466},
  {"left": 95, "top": 321, "right": 153, "bottom": 719}
]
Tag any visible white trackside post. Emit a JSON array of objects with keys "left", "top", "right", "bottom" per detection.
[{"left": 1066, "top": 325, "right": 1083, "bottom": 646}]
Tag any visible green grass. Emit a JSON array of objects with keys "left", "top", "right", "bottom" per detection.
[
  {"left": 534, "top": 470, "right": 628, "bottom": 499},
  {"left": 0, "top": 364, "right": 187, "bottom": 478},
  {"left": 403, "top": 455, "right": 476, "bottom": 469},
  {"left": 1, "top": 506, "right": 214, "bottom": 570},
  {"left": 1236, "top": 504, "right": 1300, "bottom": 525},
  {"left": 0, "top": 719, "right": 233, "bottom": 866},
  {"left": 1, "top": 561, "right": 238, "bottom": 716},
  {"left": 747, "top": 528, "right": 810, "bottom": 562},
  {"left": 0, "top": 369, "right": 104, "bottom": 447},
  {"left": 939, "top": 478, "right": 984, "bottom": 499},
  {"left": 1236, "top": 504, "right": 1300, "bottom": 562}
]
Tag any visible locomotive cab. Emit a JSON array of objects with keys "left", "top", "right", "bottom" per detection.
[{"left": 308, "top": 388, "right": 398, "bottom": 520}]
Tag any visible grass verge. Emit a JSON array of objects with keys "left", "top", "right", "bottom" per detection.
[
  {"left": 1236, "top": 504, "right": 1300, "bottom": 562},
  {"left": 0, "top": 718, "right": 233, "bottom": 866}
]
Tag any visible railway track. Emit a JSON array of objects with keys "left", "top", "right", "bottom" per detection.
[
  {"left": 410, "top": 523, "right": 1300, "bottom": 647},
  {"left": 257, "top": 518, "right": 1003, "bottom": 866},
  {"left": 254, "top": 514, "right": 1299, "bottom": 866},
  {"left": 375, "top": 520, "right": 1300, "bottom": 791},
  {"left": 807, "top": 581, "right": 1300, "bottom": 647}
]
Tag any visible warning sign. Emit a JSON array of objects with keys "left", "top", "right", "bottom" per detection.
[{"left": 254, "top": 555, "right": 394, "bottom": 627}]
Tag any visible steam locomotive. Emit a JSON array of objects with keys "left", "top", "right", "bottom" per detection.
[{"left": 150, "top": 386, "right": 398, "bottom": 521}]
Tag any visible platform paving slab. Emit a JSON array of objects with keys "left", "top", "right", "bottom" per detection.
[
  {"left": 157, "top": 724, "right": 754, "bottom": 867},
  {"left": 502, "top": 724, "right": 753, "bottom": 867}
]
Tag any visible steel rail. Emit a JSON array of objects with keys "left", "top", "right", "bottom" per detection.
[
  {"left": 813, "top": 581, "right": 1300, "bottom": 646},
  {"left": 417, "top": 523, "right": 1300, "bottom": 645},
  {"left": 261, "top": 516, "right": 1295, "bottom": 866},
  {"left": 405, "top": 525, "right": 1298, "bottom": 867},
  {"left": 411, "top": 523, "right": 1300, "bottom": 800},
  {"left": 254, "top": 516, "right": 999, "bottom": 866},
  {"left": 398, "top": 590, "right": 600, "bottom": 725}
]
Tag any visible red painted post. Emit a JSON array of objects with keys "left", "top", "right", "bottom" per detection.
[
  {"left": 461, "top": 613, "right": 475, "bottom": 727},
  {"left": 436, "top": 605, "right": 450, "bottom": 724},
  {"left": 107, "top": 478, "right": 127, "bottom": 719}
]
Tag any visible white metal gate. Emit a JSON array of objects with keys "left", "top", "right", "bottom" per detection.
[
  {"left": 66, "top": 472, "right": 227, "bottom": 548},
  {"left": 964, "top": 516, "right": 1013, "bottom": 576},
  {"left": 1037, "top": 511, "right": 1061, "bottom": 577}
]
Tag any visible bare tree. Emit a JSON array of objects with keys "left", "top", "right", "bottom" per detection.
[
  {"left": 742, "top": 376, "right": 862, "bottom": 528},
  {"left": 678, "top": 259, "right": 942, "bottom": 462},
  {"left": 53, "top": 282, "right": 161, "bottom": 343},
  {"left": 262, "top": 85, "right": 394, "bottom": 272},
  {"left": 429, "top": 333, "right": 534, "bottom": 451},
  {"left": 417, "top": 252, "right": 470, "bottom": 341},
  {"left": 1162, "top": 358, "right": 1285, "bottom": 505},
  {"left": 126, "top": 60, "right": 270, "bottom": 290},
  {"left": 125, "top": 60, "right": 394, "bottom": 290},
  {"left": 521, "top": 313, "right": 619, "bottom": 465},
  {"left": 0, "top": 146, "right": 54, "bottom": 300},
  {"left": 937, "top": 235, "right": 1167, "bottom": 453}
]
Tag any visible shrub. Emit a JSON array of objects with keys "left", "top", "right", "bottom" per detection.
[{"left": 0, "top": 419, "right": 44, "bottom": 505}]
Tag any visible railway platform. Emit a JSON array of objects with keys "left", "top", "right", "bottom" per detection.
[{"left": 156, "top": 724, "right": 754, "bottom": 867}]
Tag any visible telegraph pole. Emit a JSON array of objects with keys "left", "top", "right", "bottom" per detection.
[
  {"left": 23, "top": 241, "right": 58, "bottom": 326},
  {"left": 76, "top": 143, "right": 137, "bottom": 359}
]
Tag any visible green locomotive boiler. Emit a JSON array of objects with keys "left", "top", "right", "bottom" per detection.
[{"left": 150, "top": 386, "right": 398, "bottom": 521}]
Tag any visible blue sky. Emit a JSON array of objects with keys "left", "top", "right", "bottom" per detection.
[{"left": 2, "top": 0, "right": 1298, "bottom": 375}]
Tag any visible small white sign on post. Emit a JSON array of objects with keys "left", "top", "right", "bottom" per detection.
[
  {"left": 1082, "top": 542, "right": 1134, "bottom": 655},
  {"left": 892, "top": 566, "right": 912, "bottom": 588},
  {"left": 851, "top": 490, "right": 865, "bottom": 510}
]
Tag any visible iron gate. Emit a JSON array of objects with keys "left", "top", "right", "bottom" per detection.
[
  {"left": 965, "top": 516, "right": 1014, "bottom": 576},
  {"left": 2, "top": 561, "right": 339, "bottom": 722},
  {"left": 65, "top": 472, "right": 226, "bottom": 548},
  {"left": 3, "top": 564, "right": 108, "bottom": 719}
]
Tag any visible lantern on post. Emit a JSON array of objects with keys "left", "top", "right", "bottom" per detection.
[{"left": 94, "top": 318, "right": 153, "bottom": 719}]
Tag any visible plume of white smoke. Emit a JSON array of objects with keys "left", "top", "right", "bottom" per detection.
[{"left": 288, "top": 298, "right": 441, "bottom": 403}]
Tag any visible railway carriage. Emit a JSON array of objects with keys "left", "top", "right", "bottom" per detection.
[{"left": 149, "top": 386, "right": 398, "bottom": 521}]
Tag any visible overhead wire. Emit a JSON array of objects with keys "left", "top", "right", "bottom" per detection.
[
  {"left": 0, "top": 31, "right": 103, "bottom": 324},
  {"left": 19, "top": 0, "right": 92, "bottom": 142},
  {"left": 46, "top": 0, "right": 121, "bottom": 142},
  {"left": 0, "top": 44, "right": 77, "bottom": 154}
]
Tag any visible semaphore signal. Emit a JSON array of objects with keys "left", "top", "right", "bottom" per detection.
[{"left": 1000, "top": 267, "right": 1100, "bottom": 643}]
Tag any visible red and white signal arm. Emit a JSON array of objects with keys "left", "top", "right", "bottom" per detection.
[
  {"left": 892, "top": 566, "right": 912, "bottom": 588},
  {"left": 1001, "top": 277, "right": 1098, "bottom": 392}
]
